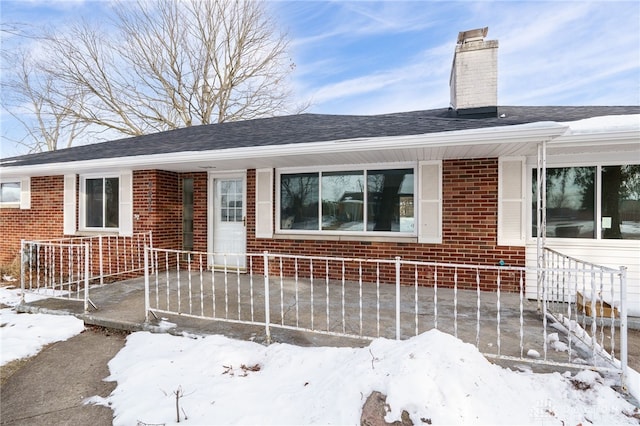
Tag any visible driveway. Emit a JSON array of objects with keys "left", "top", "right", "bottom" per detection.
[{"left": 0, "top": 327, "right": 125, "bottom": 426}]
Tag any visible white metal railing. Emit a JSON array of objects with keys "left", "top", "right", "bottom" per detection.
[
  {"left": 20, "top": 232, "right": 152, "bottom": 311},
  {"left": 143, "top": 247, "right": 628, "bottom": 390},
  {"left": 541, "top": 247, "right": 628, "bottom": 389},
  {"left": 37, "top": 232, "right": 153, "bottom": 284},
  {"left": 20, "top": 240, "right": 91, "bottom": 311}
]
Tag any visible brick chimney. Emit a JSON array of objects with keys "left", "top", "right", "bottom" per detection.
[{"left": 449, "top": 27, "right": 498, "bottom": 118}]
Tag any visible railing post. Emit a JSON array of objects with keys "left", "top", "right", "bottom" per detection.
[
  {"left": 83, "top": 243, "right": 90, "bottom": 313},
  {"left": 144, "top": 245, "right": 150, "bottom": 323},
  {"left": 20, "top": 240, "right": 26, "bottom": 305},
  {"left": 98, "top": 235, "right": 104, "bottom": 285},
  {"left": 619, "top": 266, "right": 628, "bottom": 392},
  {"left": 395, "top": 256, "right": 401, "bottom": 340},
  {"left": 263, "top": 251, "right": 271, "bottom": 344}
]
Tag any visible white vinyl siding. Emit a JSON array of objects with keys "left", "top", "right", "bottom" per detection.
[
  {"left": 525, "top": 241, "right": 640, "bottom": 316},
  {"left": 255, "top": 168, "right": 273, "bottom": 238},
  {"left": 498, "top": 157, "right": 525, "bottom": 246},
  {"left": 418, "top": 161, "right": 442, "bottom": 244}
]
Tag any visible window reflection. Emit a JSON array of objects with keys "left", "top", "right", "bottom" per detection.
[
  {"left": 602, "top": 165, "right": 640, "bottom": 240},
  {"left": 367, "top": 169, "right": 414, "bottom": 232},
  {"left": 279, "top": 168, "right": 415, "bottom": 234},
  {"left": 322, "top": 171, "right": 364, "bottom": 231},
  {"left": 533, "top": 167, "right": 595, "bottom": 238},
  {"left": 532, "top": 164, "right": 640, "bottom": 240},
  {"left": 0, "top": 182, "right": 20, "bottom": 203},
  {"left": 280, "top": 173, "right": 319, "bottom": 230}
]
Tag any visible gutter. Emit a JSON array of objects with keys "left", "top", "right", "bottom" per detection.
[{"left": 1, "top": 122, "right": 570, "bottom": 178}]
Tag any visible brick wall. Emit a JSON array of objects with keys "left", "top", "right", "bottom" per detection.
[
  {"left": 1, "top": 160, "right": 525, "bottom": 292},
  {"left": 132, "top": 170, "right": 182, "bottom": 250},
  {"left": 0, "top": 170, "right": 192, "bottom": 267},
  {"left": 247, "top": 159, "right": 525, "bottom": 291},
  {"left": 0, "top": 176, "right": 65, "bottom": 265}
]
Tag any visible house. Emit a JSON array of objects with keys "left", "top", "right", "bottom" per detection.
[{"left": 1, "top": 29, "right": 639, "bottom": 315}]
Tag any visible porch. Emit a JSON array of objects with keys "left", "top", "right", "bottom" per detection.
[{"left": 16, "top": 246, "right": 635, "bottom": 385}]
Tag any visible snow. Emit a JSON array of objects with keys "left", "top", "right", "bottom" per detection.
[
  {"left": 0, "top": 285, "right": 85, "bottom": 366},
  {"left": 105, "top": 331, "right": 639, "bottom": 426},
  {"left": 1, "top": 283, "right": 639, "bottom": 425},
  {"left": 563, "top": 114, "right": 640, "bottom": 134}
]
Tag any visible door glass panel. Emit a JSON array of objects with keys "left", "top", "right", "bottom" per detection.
[{"left": 220, "top": 179, "right": 243, "bottom": 222}]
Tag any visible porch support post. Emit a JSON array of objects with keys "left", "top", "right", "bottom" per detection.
[
  {"left": 536, "top": 140, "right": 548, "bottom": 311},
  {"left": 83, "top": 242, "right": 90, "bottom": 313},
  {"left": 263, "top": 251, "right": 271, "bottom": 344},
  {"left": 619, "top": 266, "right": 628, "bottom": 392},
  {"left": 144, "top": 245, "right": 150, "bottom": 323},
  {"left": 20, "top": 239, "right": 26, "bottom": 305},
  {"left": 395, "top": 256, "right": 401, "bottom": 340},
  {"left": 98, "top": 235, "right": 104, "bottom": 285}
]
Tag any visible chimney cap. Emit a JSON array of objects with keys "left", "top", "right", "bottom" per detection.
[{"left": 457, "top": 27, "right": 489, "bottom": 44}]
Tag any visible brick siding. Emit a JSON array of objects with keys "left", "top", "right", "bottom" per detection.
[{"left": 1, "top": 159, "right": 524, "bottom": 291}]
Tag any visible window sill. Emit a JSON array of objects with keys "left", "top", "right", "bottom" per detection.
[
  {"left": 274, "top": 232, "right": 418, "bottom": 244},
  {"left": 74, "top": 230, "right": 121, "bottom": 237}
]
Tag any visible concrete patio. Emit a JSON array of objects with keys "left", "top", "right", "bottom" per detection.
[{"left": 15, "top": 271, "right": 635, "bottom": 378}]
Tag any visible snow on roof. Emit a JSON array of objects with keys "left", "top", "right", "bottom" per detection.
[{"left": 563, "top": 114, "right": 640, "bottom": 134}]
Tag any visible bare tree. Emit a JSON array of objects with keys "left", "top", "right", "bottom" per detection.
[
  {"left": 2, "top": 49, "right": 89, "bottom": 153},
  {"left": 39, "top": 0, "right": 297, "bottom": 138}
]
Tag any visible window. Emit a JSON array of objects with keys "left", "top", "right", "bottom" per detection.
[
  {"left": 0, "top": 181, "right": 20, "bottom": 205},
  {"left": 279, "top": 167, "right": 415, "bottom": 234},
  {"left": 0, "top": 178, "right": 29, "bottom": 209},
  {"left": 602, "top": 165, "right": 640, "bottom": 239},
  {"left": 532, "top": 164, "right": 640, "bottom": 240},
  {"left": 82, "top": 176, "right": 119, "bottom": 229},
  {"left": 183, "top": 178, "right": 194, "bottom": 252},
  {"left": 219, "top": 179, "right": 243, "bottom": 222}
]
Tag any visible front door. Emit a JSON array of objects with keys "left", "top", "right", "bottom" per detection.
[{"left": 210, "top": 175, "right": 246, "bottom": 269}]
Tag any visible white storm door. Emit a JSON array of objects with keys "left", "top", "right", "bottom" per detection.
[{"left": 211, "top": 175, "right": 246, "bottom": 269}]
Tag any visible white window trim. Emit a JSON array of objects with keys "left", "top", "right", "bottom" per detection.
[
  {"left": 526, "top": 160, "right": 640, "bottom": 243},
  {"left": 79, "top": 173, "right": 122, "bottom": 233},
  {"left": 0, "top": 177, "right": 30, "bottom": 209},
  {"left": 275, "top": 162, "right": 418, "bottom": 237}
]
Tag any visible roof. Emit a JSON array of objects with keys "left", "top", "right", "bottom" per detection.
[{"left": 2, "top": 105, "right": 639, "bottom": 169}]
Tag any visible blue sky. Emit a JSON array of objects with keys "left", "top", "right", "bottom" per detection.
[{"left": 1, "top": 0, "right": 639, "bottom": 158}]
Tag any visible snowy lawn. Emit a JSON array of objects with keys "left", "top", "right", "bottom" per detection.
[
  {"left": 2, "top": 281, "right": 638, "bottom": 425},
  {"left": 0, "top": 284, "right": 85, "bottom": 366},
  {"left": 102, "top": 330, "right": 640, "bottom": 425}
]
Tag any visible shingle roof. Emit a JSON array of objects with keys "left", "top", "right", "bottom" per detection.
[{"left": 3, "top": 106, "right": 639, "bottom": 168}]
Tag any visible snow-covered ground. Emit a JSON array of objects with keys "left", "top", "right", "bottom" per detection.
[
  {"left": 1, "top": 284, "right": 639, "bottom": 425},
  {"left": 0, "top": 285, "right": 85, "bottom": 366}
]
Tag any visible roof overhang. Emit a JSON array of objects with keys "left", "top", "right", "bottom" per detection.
[{"left": 5, "top": 120, "right": 638, "bottom": 178}]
